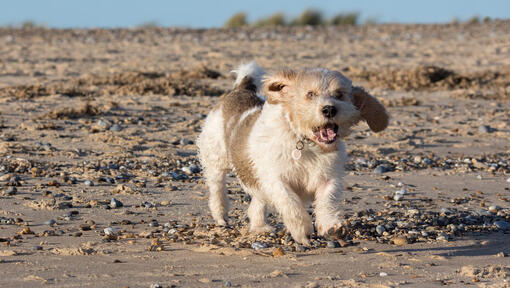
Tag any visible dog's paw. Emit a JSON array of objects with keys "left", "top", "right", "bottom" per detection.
[
  {"left": 216, "top": 218, "right": 227, "bottom": 226},
  {"left": 317, "top": 223, "right": 347, "bottom": 239},
  {"left": 249, "top": 224, "right": 274, "bottom": 234},
  {"left": 287, "top": 219, "right": 313, "bottom": 245}
]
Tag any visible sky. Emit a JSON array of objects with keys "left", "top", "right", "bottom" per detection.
[{"left": 1, "top": 0, "right": 510, "bottom": 28}]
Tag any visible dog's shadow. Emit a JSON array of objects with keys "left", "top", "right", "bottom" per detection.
[{"left": 372, "top": 232, "right": 510, "bottom": 257}]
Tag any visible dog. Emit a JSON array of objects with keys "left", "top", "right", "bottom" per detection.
[{"left": 197, "top": 62, "right": 389, "bottom": 245}]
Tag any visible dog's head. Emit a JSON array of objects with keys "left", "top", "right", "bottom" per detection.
[{"left": 263, "top": 68, "right": 389, "bottom": 152}]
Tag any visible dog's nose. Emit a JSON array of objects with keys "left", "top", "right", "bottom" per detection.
[{"left": 322, "top": 105, "right": 337, "bottom": 118}]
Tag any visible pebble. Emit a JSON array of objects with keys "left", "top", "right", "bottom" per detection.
[
  {"left": 440, "top": 208, "right": 453, "bottom": 215},
  {"left": 96, "top": 119, "right": 111, "bottom": 128},
  {"left": 494, "top": 221, "right": 510, "bottom": 231},
  {"left": 395, "top": 188, "right": 407, "bottom": 195},
  {"left": 3, "top": 186, "right": 17, "bottom": 196},
  {"left": 32, "top": 246, "right": 43, "bottom": 251},
  {"left": 141, "top": 201, "right": 154, "bottom": 208},
  {"left": 488, "top": 205, "right": 500, "bottom": 213},
  {"left": 507, "top": 177, "right": 510, "bottom": 183},
  {"left": 109, "top": 124, "right": 123, "bottom": 131},
  {"left": 104, "top": 227, "right": 119, "bottom": 236},
  {"left": 394, "top": 194, "right": 404, "bottom": 201},
  {"left": 374, "top": 165, "right": 388, "bottom": 174},
  {"left": 376, "top": 225, "right": 386, "bottom": 235},
  {"left": 379, "top": 272, "right": 388, "bottom": 277},
  {"left": 149, "top": 220, "right": 159, "bottom": 227},
  {"left": 150, "top": 284, "right": 162, "bottom": 288},
  {"left": 478, "top": 125, "right": 492, "bottom": 133},
  {"left": 251, "top": 241, "right": 268, "bottom": 250},
  {"left": 225, "top": 281, "right": 232, "bottom": 287},
  {"left": 436, "top": 232, "right": 449, "bottom": 241},
  {"left": 326, "top": 241, "right": 340, "bottom": 248},
  {"left": 44, "top": 219, "right": 56, "bottom": 226},
  {"left": 392, "top": 236, "right": 408, "bottom": 246},
  {"left": 110, "top": 198, "right": 123, "bottom": 208},
  {"left": 180, "top": 138, "right": 194, "bottom": 145},
  {"left": 84, "top": 180, "right": 94, "bottom": 187}
]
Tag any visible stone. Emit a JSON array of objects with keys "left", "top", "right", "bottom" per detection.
[
  {"left": 478, "top": 125, "right": 492, "bottom": 133},
  {"left": 251, "top": 241, "right": 268, "bottom": 250},
  {"left": 3, "top": 187, "right": 17, "bottom": 196},
  {"left": 104, "top": 227, "right": 119, "bottom": 236},
  {"left": 110, "top": 198, "right": 123, "bottom": 208},
  {"left": 326, "top": 241, "right": 340, "bottom": 248},
  {"left": 376, "top": 225, "right": 385, "bottom": 235},
  {"left": 374, "top": 165, "right": 388, "bottom": 174}
]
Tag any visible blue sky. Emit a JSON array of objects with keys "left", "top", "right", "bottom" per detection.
[{"left": 2, "top": 0, "right": 509, "bottom": 28}]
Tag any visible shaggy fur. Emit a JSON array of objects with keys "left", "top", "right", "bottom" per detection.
[{"left": 197, "top": 61, "right": 389, "bottom": 244}]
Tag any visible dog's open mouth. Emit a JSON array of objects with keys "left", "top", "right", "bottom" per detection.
[{"left": 313, "top": 123, "right": 339, "bottom": 144}]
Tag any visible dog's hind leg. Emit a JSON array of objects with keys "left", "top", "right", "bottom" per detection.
[{"left": 197, "top": 107, "right": 229, "bottom": 226}]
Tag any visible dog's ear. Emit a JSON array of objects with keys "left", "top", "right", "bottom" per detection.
[
  {"left": 352, "top": 86, "right": 389, "bottom": 132},
  {"left": 263, "top": 69, "right": 296, "bottom": 104}
]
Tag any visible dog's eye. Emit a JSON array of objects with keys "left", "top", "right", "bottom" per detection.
[
  {"left": 306, "top": 91, "right": 317, "bottom": 100},
  {"left": 334, "top": 90, "right": 345, "bottom": 100}
]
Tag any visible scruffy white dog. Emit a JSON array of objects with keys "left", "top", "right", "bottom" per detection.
[{"left": 197, "top": 62, "right": 389, "bottom": 245}]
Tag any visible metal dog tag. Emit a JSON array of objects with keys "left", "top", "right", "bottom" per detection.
[{"left": 291, "top": 149, "right": 302, "bottom": 160}]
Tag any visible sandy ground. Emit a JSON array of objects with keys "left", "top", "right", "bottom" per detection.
[{"left": 0, "top": 22, "right": 510, "bottom": 287}]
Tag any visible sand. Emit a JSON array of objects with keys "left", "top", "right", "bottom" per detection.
[{"left": 0, "top": 22, "right": 509, "bottom": 287}]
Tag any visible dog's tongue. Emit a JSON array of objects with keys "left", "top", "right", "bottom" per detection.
[{"left": 319, "top": 127, "right": 337, "bottom": 142}]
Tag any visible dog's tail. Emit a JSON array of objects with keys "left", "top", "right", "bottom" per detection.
[{"left": 232, "top": 61, "right": 265, "bottom": 93}]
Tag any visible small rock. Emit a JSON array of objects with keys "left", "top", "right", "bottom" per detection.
[
  {"left": 394, "top": 194, "right": 404, "bottom": 201},
  {"left": 395, "top": 188, "right": 407, "bottom": 195},
  {"left": 104, "top": 227, "right": 119, "bottom": 236},
  {"left": 225, "top": 281, "right": 232, "bottom": 287},
  {"left": 84, "top": 180, "right": 94, "bottom": 187},
  {"left": 150, "top": 284, "right": 162, "bottom": 288},
  {"left": 272, "top": 247, "right": 285, "bottom": 257},
  {"left": 251, "top": 241, "right": 268, "bottom": 250},
  {"left": 376, "top": 225, "right": 385, "bottom": 235},
  {"left": 44, "top": 219, "right": 56, "bottom": 226},
  {"left": 32, "top": 246, "right": 43, "bottom": 251},
  {"left": 180, "top": 138, "right": 194, "bottom": 145},
  {"left": 494, "top": 221, "right": 510, "bottom": 231},
  {"left": 326, "top": 241, "right": 340, "bottom": 248},
  {"left": 488, "top": 205, "right": 500, "bottom": 213},
  {"left": 3, "top": 187, "right": 17, "bottom": 196},
  {"left": 305, "top": 281, "right": 319, "bottom": 288},
  {"left": 436, "top": 232, "right": 449, "bottom": 241},
  {"left": 478, "top": 125, "right": 492, "bottom": 133},
  {"left": 392, "top": 236, "right": 408, "bottom": 246},
  {"left": 109, "top": 124, "right": 122, "bottom": 132},
  {"left": 379, "top": 272, "right": 388, "bottom": 277},
  {"left": 374, "top": 165, "right": 388, "bottom": 174},
  {"left": 110, "top": 198, "right": 123, "bottom": 209},
  {"left": 141, "top": 201, "right": 154, "bottom": 208},
  {"left": 96, "top": 119, "right": 111, "bottom": 128}
]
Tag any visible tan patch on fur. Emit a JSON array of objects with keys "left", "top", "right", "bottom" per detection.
[
  {"left": 352, "top": 86, "right": 389, "bottom": 132},
  {"left": 221, "top": 77, "right": 264, "bottom": 189},
  {"left": 229, "top": 110, "right": 262, "bottom": 189}
]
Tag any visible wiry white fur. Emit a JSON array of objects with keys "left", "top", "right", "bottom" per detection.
[
  {"left": 247, "top": 103, "right": 347, "bottom": 243},
  {"left": 196, "top": 107, "right": 229, "bottom": 225},
  {"left": 232, "top": 61, "right": 265, "bottom": 97},
  {"left": 198, "top": 62, "right": 371, "bottom": 245}
]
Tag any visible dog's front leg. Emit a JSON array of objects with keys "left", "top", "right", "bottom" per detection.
[
  {"left": 314, "top": 179, "right": 344, "bottom": 236},
  {"left": 267, "top": 182, "right": 313, "bottom": 245}
]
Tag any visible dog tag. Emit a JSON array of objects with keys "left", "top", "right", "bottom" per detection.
[{"left": 291, "top": 149, "right": 302, "bottom": 160}]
